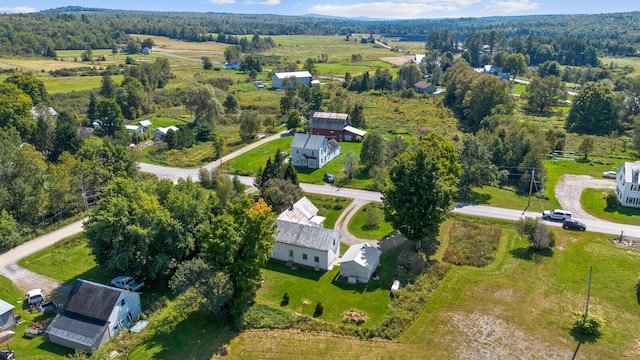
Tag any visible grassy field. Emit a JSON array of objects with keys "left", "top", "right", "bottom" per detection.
[
  {"left": 348, "top": 202, "right": 395, "bottom": 240},
  {"left": 225, "top": 136, "right": 293, "bottom": 175},
  {"left": 304, "top": 194, "right": 352, "bottom": 230},
  {"left": 582, "top": 188, "right": 640, "bottom": 226},
  {"left": 226, "top": 220, "right": 640, "bottom": 359}
]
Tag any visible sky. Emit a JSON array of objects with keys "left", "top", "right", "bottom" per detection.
[{"left": 0, "top": 0, "right": 637, "bottom": 19}]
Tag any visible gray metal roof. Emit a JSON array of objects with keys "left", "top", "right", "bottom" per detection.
[
  {"left": 275, "top": 220, "right": 340, "bottom": 251},
  {"left": 45, "top": 312, "right": 108, "bottom": 347},
  {"left": 0, "top": 298, "right": 14, "bottom": 314},
  {"left": 291, "top": 133, "right": 326, "bottom": 151},
  {"left": 310, "top": 112, "right": 350, "bottom": 131},
  {"left": 339, "top": 243, "right": 382, "bottom": 271},
  {"left": 327, "top": 138, "right": 340, "bottom": 152},
  {"left": 277, "top": 196, "right": 325, "bottom": 226},
  {"left": 274, "top": 71, "right": 312, "bottom": 79}
]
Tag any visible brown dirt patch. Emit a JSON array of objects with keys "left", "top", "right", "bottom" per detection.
[
  {"left": 342, "top": 310, "right": 367, "bottom": 324},
  {"left": 380, "top": 55, "right": 415, "bottom": 66},
  {"left": 445, "top": 311, "right": 572, "bottom": 359}
]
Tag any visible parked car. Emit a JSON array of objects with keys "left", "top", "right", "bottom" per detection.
[
  {"left": 0, "top": 349, "right": 15, "bottom": 360},
  {"left": 26, "top": 289, "right": 44, "bottom": 305},
  {"left": 542, "top": 209, "right": 572, "bottom": 221},
  {"left": 602, "top": 171, "right": 617, "bottom": 179},
  {"left": 563, "top": 219, "right": 586, "bottom": 231},
  {"left": 111, "top": 276, "right": 145, "bottom": 291},
  {"left": 323, "top": 172, "right": 335, "bottom": 184}
]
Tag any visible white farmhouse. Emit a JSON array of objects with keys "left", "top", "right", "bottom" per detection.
[
  {"left": 290, "top": 133, "right": 340, "bottom": 169},
  {"left": 271, "top": 220, "right": 340, "bottom": 271},
  {"left": 616, "top": 162, "right": 640, "bottom": 208},
  {"left": 339, "top": 243, "right": 382, "bottom": 283},
  {"left": 277, "top": 196, "right": 325, "bottom": 227},
  {"left": 45, "top": 279, "right": 141, "bottom": 353},
  {"left": 271, "top": 71, "right": 312, "bottom": 89}
]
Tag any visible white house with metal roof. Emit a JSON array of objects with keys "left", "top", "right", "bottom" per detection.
[
  {"left": 339, "top": 243, "right": 382, "bottom": 283},
  {"left": 291, "top": 133, "right": 340, "bottom": 169},
  {"left": 271, "top": 220, "right": 340, "bottom": 271},
  {"left": 616, "top": 162, "right": 640, "bottom": 208},
  {"left": 277, "top": 196, "right": 325, "bottom": 227},
  {"left": 153, "top": 126, "right": 179, "bottom": 139},
  {"left": 271, "top": 71, "right": 313, "bottom": 89}
]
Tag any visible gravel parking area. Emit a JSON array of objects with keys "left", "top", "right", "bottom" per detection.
[{"left": 554, "top": 174, "right": 615, "bottom": 221}]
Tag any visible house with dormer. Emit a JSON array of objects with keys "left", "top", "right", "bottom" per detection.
[
  {"left": 291, "top": 133, "right": 340, "bottom": 169},
  {"left": 616, "top": 162, "right": 640, "bottom": 208}
]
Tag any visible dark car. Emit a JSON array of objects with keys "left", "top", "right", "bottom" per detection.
[
  {"left": 563, "top": 219, "right": 586, "bottom": 231},
  {"left": 323, "top": 173, "right": 335, "bottom": 184}
]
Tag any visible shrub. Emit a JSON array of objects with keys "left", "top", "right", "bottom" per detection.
[
  {"left": 517, "top": 217, "right": 555, "bottom": 250},
  {"left": 364, "top": 205, "right": 382, "bottom": 230},
  {"left": 605, "top": 190, "right": 620, "bottom": 210},
  {"left": 342, "top": 310, "right": 367, "bottom": 324},
  {"left": 635, "top": 275, "right": 640, "bottom": 295},
  {"left": 571, "top": 311, "right": 605, "bottom": 337},
  {"left": 281, "top": 292, "right": 290, "bottom": 306},
  {"left": 314, "top": 302, "right": 324, "bottom": 317}
]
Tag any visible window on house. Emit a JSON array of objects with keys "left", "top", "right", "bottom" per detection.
[
  {"left": 302, "top": 253, "right": 308, "bottom": 260},
  {"left": 121, "top": 299, "right": 126, "bottom": 306},
  {"left": 314, "top": 256, "right": 319, "bottom": 263},
  {"left": 289, "top": 250, "right": 293, "bottom": 257}
]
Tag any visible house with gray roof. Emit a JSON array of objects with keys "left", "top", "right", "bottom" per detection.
[
  {"left": 339, "top": 243, "right": 382, "bottom": 283},
  {"left": 616, "top": 162, "right": 640, "bottom": 208},
  {"left": 277, "top": 196, "right": 325, "bottom": 227},
  {"left": 271, "top": 220, "right": 340, "bottom": 271},
  {"left": 45, "top": 279, "right": 141, "bottom": 353},
  {"left": 291, "top": 133, "right": 340, "bottom": 169}
]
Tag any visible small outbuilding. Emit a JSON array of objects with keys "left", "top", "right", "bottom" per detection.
[
  {"left": 153, "top": 126, "right": 179, "bottom": 139},
  {"left": 271, "top": 71, "right": 312, "bottom": 89},
  {"left": 338, "top": 243, "right": 382, "bottom": 284},
  {"left": 0, "top": 299, "right": 16, "bottom": 332},
  {"left": 45, "top": 279, "right": 141, "bottom": 353}
]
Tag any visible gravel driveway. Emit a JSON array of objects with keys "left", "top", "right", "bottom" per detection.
[{"left": 555, "top": 174, "right": 615, "bottom": 221}]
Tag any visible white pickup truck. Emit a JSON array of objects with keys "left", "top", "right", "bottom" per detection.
[
  {"left": 111, "top": 276, "right": 145, "bottom": 291},
  {"left": 542, "top": 209, "right": 572, "bottom": 221}
]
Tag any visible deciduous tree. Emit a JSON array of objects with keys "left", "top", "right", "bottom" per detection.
[
  {"left": 565, "top": 82, "right": 619, "bottom": 135},
  {"left": 383, "top": 133, "right": 461, "bottom": 250}
]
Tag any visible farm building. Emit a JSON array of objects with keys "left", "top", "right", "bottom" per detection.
[
  {"left": 45, "top": 279, "right": 141, "bottom": 353},
  {"left": 271, "top": 71, "right": 313, "bottom": 89},
  {"left": 310, "top": 112, "right": 366, "bottom": 141},
  {"left": 153, "top": 126, "right": 179, "bottom": 139},
  {"left": 277, "top": 196, "right": 325, "bottom": 227},
  {"left": 0, "top": 299, "right": 16, "bottom": 332},
  {"left": 290, "top": 133, "right": 340, "bottom": 169},
  {"left": 271, "top": 220, "right": 340, "bottom": 271},
  {"left": 413, "top": 81, "right": 436, "bottom": 94},
  {"left": 339, "top": 243, "right": 382, "bottom": 283}
]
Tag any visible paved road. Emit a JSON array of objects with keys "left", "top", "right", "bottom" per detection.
[{"left": 0, "top": 219, "right": 85, "bottom": 294}]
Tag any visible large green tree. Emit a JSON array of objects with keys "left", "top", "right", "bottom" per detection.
[
  {"left": 0, "top": 82, "right": 35, "bottom": 140},
  {"left": 186, "top": 83, "right": 224, "bottom": 126},
  {"left": 458, "top": 135, "right": 497, "bottom": 198},
  {"left": 565, "top": 82, "right": 619, "bottom": 135},
  {"left": 95, "top": 98, "right": 125, "bottom": 136},
  {"left": 383, "top": 133, "right": 461, "bottom": 250},
  {"left": 4, "top": 74, "right": 49, "bottom": 106},
  {"left": 523, "top": 76, "right": 566, "bottom": 114},
  {"left": 461, "top": 74, "right": 513, "bottom": 132},
  {"left": 360, "top": 132, "right": 386, "bottom": 170},
  {"left": 85, "top": 178, "right": 198, "bottom": 280}
]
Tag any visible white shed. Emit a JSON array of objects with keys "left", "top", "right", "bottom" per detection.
[{"left": 339, "top": 243, "right": 382, "bottom": 283}]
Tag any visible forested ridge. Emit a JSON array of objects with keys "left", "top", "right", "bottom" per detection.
[{"left": 1, "top": 7, "right": 639, "bottom": 57}]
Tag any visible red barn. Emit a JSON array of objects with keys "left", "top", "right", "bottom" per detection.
[{"left": 309, "top": 112, "right": 364, "bottom": 141}]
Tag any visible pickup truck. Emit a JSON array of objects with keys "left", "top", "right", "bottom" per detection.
[
  {"left": 111, "top": 276, "right": 144, "bottom": 291},
  {"left": 542, "top": 209, "right": 572, "bottom": 221}
]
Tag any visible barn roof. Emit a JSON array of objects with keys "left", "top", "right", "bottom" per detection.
[
  {"left": 277, "top": 196, "right": 325, "bottom": 226},
  {"left": 274, "top": 71, "right": 312, "bottom": 79}
]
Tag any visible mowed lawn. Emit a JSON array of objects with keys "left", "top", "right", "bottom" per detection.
[
  {"left": 256, "top": 245, "right": 403, "bottom": 326},
  {"left": 226, "top": 222, "right": 640, "bottom": 359}
]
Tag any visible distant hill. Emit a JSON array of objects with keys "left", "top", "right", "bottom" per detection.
[{"left": 40, "top": 6, "right": 109, "bottom": 13}]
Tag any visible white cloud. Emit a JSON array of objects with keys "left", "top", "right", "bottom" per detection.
[
  {"left": 481, "top": 0, "right": 540, "bottom": 13},
  {"left": 247, "top": 0, "right": 281, "bottom": 5},
  {"left": 309, "top": 2, "right": 461, "bottom": 19},
  {"left": 0, "top": 6, "right": 36, "bottom": 14},
  {"left": 207, "top": 0, "right": 235, "bottom": 4}
]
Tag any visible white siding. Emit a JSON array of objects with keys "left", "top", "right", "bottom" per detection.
[{"left": 271, "top": 241, "right": 339, "bottom": 271}]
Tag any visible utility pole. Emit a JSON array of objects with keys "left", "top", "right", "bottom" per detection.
[
  {"left": 522, "top": 169, "right": 535, "bottom": 215},
  {"left": 584, "top": 265, "right": 593, "bottom": 318}
]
